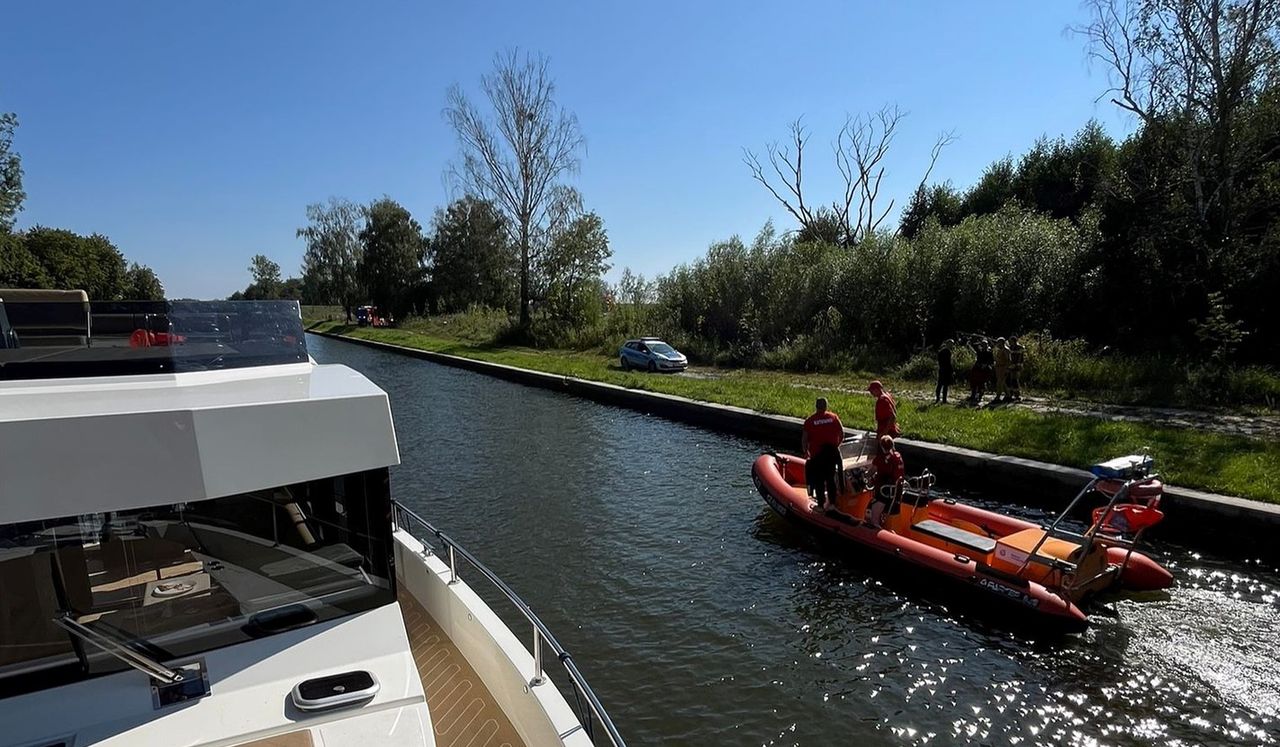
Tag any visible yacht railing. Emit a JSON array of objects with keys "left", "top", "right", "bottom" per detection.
[{"left": 392, "top": 501, "right": 627, "bottom": 747}]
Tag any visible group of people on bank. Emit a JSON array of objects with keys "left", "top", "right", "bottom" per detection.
[
  {"left": 800, "top": 381, "right": 904, "bottom": 525},
  {"left": 934, "top": 334, "right": 1026, "bottom": 405}
]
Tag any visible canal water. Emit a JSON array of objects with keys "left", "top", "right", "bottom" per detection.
[{"left": 310, "top": 335, "right": 1280, "bottom": 746}]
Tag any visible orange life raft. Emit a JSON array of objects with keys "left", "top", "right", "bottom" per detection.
[{"left": 751, "top": 443, "right": 1173, "bottom": 631}]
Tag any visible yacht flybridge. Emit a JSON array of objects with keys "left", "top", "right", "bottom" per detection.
[{"left": 0, "top": 295, "right": 624, "bottom": 747}]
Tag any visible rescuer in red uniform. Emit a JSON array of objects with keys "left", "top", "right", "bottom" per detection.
[
  {"left": 802, "top": 397, "right": 844, "bottom": 511},
  {"left": 868, "top": 380, "right": 901, "bottom": 439},
  {"left": 867, "top": 435, "right": 905, "bottom": 526}
]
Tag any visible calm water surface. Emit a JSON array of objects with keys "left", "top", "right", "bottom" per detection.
[{"left": 310, "top": 335, "right": 1280, "bottom": 746}]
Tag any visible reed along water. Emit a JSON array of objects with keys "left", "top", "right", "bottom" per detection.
[{"left": 310, "top": 334, "right": 1279, "bottom": 746}]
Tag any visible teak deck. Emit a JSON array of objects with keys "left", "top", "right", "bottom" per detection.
[{"left": 399, "top": 594, "right": 527, "bottom": 747}]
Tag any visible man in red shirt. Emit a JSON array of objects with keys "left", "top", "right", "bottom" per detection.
[
  {"left": 868, "top": 380, "right": 902, "bottom": 439},
  {"left": 802, "top": 397, "right": 845, "bottom": 511}
]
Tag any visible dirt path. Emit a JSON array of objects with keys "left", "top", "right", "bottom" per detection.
[{"left": 677, "top": 368, "right": 1280, "bottom": 440}]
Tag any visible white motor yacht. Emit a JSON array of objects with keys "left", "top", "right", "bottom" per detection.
[{"left": 0, "top": 295, "right": 624, "bottom": 747}]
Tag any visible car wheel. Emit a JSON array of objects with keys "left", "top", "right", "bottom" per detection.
[
  {"left": 620, "top": 356, "right": 629, "bottom": 371},
  {"left": 647, "top": 360, "right": 657, "bottom": 373}
]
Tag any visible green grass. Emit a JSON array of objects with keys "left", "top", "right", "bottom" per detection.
[
  {"left": 309, "top": 321, "right": 1280, "bottom": 504},
  {"left": 301, "top": 305, "right": 344, "bottom": 323}
]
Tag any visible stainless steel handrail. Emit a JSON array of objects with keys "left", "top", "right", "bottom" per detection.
[
  {"left": 53, "top": 614, "right": 184, "bottom": 683},
  {"left": 392, "top": 501, "right": 626, "bottom": 747}
]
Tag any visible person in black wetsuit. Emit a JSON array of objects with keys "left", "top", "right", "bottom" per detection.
[{"left": 935, "top": 339, "right": 953, "bottom": 403}]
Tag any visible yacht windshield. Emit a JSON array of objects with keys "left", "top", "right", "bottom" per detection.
[
  {"left": 0, "top": 469, "right": 395, "bottom": 699},
  {"left": 0, "top": 298, "right": 307, "bottom": 381}
]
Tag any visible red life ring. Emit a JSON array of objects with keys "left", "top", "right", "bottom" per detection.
[
  {"left": 1092, "top": 503, "right": 1164, "bottom": 534},
  {"left": 129, "top": 329, "right": 155, "bottom": 347}
]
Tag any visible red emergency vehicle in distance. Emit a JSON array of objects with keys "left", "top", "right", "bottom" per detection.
[{"left": 355, "top": 305, "right": 394, "bottom": 328}]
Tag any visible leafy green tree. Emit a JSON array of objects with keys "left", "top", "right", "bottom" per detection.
[
  {"left": 22, "top": 227, "right": 128, "bottom": 299},
  {"left": 1078, "top": 0, "right": 1280, "bottom": 247},
  {"left": 298, "top": 198, "right": 365, "bottom": 321},
  {"left": 0, "top": 231, "right": 50, "bottom": 287},
  {"left": 279, "top": 277, "right": 304, "bottom": 301},
  {"left": 1, "top": 112, "right": 23, "bottom": 233},
  {"left": 428, "top": 196, "right": 516, "bottom": 313},
  {"left": 446, "top": 50, "right": 586, "bottom": 326},
  {"left": 229, "top": 254, "right": 295, "bottom": 300},
  {"left": 123, "top": 262, "right": 164, "bottom": 300},
  {"left": 247, "top": 254, "right": 282, "bottom": 297},
  {"left": 1010, "top": 124, "right": 1116, "bottom": 220},
  {"left": 961, "top": 157, "right": 1016, "bottom": 216},
  {"left": 360, "top": 198, "right": 426, "bottom": 319},
  {"left": 540, "top": 211, "right": 611, "bottom": 325},
  {"left": 1077, "top": 0, "right": 1280, "bottom": 360},
  {"left": 899, "top": 183, "right": 964, "bottom": 238},
  {"left": 793, "top": 206, "right": 846, "bottom": 245},
  {"left": 10, "top": 227, "right": 161, "bottom": 300},
  {"left": 615, "top": 267, "right": 652, "bottom": 308}
]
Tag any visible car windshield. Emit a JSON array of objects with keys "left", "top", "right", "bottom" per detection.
[{"left": 649, "top": 343, "right": 677, "bottom": 356}]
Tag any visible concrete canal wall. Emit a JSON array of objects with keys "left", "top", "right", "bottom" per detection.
[{"left": 311, "top": 330, "right": 1280, "bottom": 540}]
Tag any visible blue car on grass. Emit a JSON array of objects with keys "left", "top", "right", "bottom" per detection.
[{"left": 619, "top": 337, "right": 688, "bottom": 372}]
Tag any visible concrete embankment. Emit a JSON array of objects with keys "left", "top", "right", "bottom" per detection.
[{"left": 311, "top": 330, "right": 1280, "bottom": 546}]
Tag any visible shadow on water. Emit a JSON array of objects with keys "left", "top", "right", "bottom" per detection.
[{"left": 309, "top": 333, "right": 1280, "bottom": 747}]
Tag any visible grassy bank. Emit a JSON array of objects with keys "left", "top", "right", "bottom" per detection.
[{"left": 307, "top": 320, "right": 1280, "bottom": 504}]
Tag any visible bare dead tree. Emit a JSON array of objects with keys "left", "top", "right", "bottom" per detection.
[
  {"left": 836, "top": 107, "right": 902, "bottom": 243},
  {"left": 911, "top": 129, "right": 960, "bottom": 202},
  {"left": 1075, "top": 0, "right": 1280, "bottom": 235},
  {"left": 743, "top": 119, "right": 817, "bottom": 233},
  {"left": 746, "top": 108, "right": 955, "bottom": 245},
  {"left": 445, "top": 49, "right": 585, "bottom": 326}
]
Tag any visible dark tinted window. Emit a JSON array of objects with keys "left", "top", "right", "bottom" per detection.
[
  {"left": 0, "top": 469, "right": 394, "bottom": 699},
  {"left": 0, "top": 300, "right": 306, "bottom": 381}
]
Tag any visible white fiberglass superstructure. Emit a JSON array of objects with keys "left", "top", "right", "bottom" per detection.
[{"left": 0, "top": 296, "right": 622, "bottom": 747}]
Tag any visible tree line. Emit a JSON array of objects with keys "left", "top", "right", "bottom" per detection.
[
  {"left": 290, "top": 51, "right": 612, "bottom": 331},
  {"left": 1, "top": 113, "right": 165, "bottom": 300},
  {"left": 276, "top": 192, "right": 611, "bottom": 329},
  {"left": 658, "top": 0, "right": 1280, "bottom": 370}
]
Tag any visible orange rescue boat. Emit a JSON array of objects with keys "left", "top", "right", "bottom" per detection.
[{"left": 752, "top": 438, "right": 1174, "bottom": 631}]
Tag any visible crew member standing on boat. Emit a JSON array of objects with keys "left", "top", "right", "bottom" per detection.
[
  {"left": 868, "top": 380, "right": 901, "bottom": 438},
  {"left": 867, "top": 435, "right": 905, "bottom": 527},
  {"left": 802, "top": 397, "right": 844, "bottom": 511}
]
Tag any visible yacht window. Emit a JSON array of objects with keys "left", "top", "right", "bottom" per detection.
[{"left": 0, "top": 469, "right": 394, "bottom": 699}]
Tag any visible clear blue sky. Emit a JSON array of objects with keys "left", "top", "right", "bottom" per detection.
[{"left": 2, "top": 1, "right": 1134, "bottom": 299}]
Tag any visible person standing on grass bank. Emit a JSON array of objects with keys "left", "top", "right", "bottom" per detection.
[
  {"left": 935, "top": 340, "right": 954, "bottom": 404},
  {"left": 868, "top": 380, "right": 901, "bottom": 439},
  {"left": 967, "top": 336, "right": 993, "bottom": 403},
  {"left": 1008, "top": 336, "right": 1025, "bottom": 401},
  {"left": 994, "top": 337, "right": 1011, "bottom": 401},
  {"left": 802, "top": 397, "right": 844, "bottom": 512}
]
